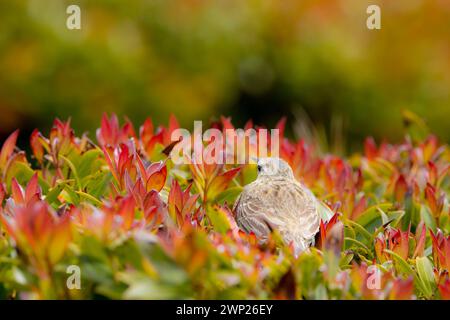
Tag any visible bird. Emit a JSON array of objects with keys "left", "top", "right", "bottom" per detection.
[{"left": 233, "top": 157, "right": 326, "bottom": 254}]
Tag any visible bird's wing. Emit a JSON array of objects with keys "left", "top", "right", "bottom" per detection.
[
  {"left": 234, "top": 182, "right": 273, "bottom": 239},
  {"left": 284, "top": 181, "right": 320, "bottom": 241},
  {"left": 234, "top": 179, "right": 320, "bottom": 246}
]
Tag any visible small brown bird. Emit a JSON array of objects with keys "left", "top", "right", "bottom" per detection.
[{"left": 234, "top": 157, "right": 325, "bottom": 253}]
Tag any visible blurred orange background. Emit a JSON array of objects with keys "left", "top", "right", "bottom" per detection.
[{"left": 0, "top": 0, "right": 449, "bottom": 151}]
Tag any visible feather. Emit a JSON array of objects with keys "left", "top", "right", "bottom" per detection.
[{"left": 234, "top": 157, "right": 321, "bottom": 253}]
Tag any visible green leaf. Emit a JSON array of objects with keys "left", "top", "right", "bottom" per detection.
[
  {"left": 76, "top": 190, "right": 102, "bottom": 206},
  {"left": 402, "top": 192, "right": 419, "bottom": 231},
  {"left": 206, "top": 205, "right": 232, "bottom": 234},
  {"left": 44, "top": 182, "right": 65, "bottom": 205},
  {"left": 402, "top": 109, "right": 429, "bottom": 142},
  {"left": 420, "top": 205, "right": 437, "bottom": 233},
  {"left": 6, "top": 162, "right": 34, "bottom": 184},
  {"left": 346, "top": 219, "right": 373, "bottom": 241},
  {"left": 384, "top": 249, "right": 413, "bottom": 275},
  {"left": 215, "top": 186, "right": 243, "bottom": 205},
  {"left": 61, "top": 186, "right": 80, "bottom": 205},
  {"left": 344, "top": 237, "right": 371, "bottom": 256},
  {"left": 356, "top": 203, "right": 392, "bottom": 233},
  {"left": 415, "top": 257, "right": 436, "bottom": 299},
  {"left": 149, "top": 143, "right": 166, "bottom": 162},
  {"left": 86, "top": 171, "right": 112, "bottom": 198},
  {"left": 240, "top": 165, "right": 257, "bottom": 186},
  {"left": 339, "top": 252, "right": 354, "bottom": 268},
  {"left": 78, "top": 149, "right": 104, "bottom": 179},
  {"left": 60, "top": 155, "right": 82, "bottom": 191}
]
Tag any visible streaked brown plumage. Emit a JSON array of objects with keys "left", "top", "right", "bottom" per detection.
[{"left": 233, "top": 157, "right": 320, "bottom": 253}]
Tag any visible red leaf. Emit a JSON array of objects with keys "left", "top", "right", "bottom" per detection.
[
  {"left": 98, "top": 113, "right": 118, "bottom": 146},
  {"left": 102, "top": 146, "right": 119, "bottom": 185},
  {"left": 444, "top": 237, "right": 450, "bottom": 272},
  {"left": 146, "top": 131, "right": 165, "bottom": 157},
  {"left": 438, "top": 278, "right": 450, "bottom": 300},
  {"left": 0, "top": 183, "right": 5, "bottom": 204},
  {"left": 427, "top": 161, "right": 438, "bottom": 186},
  {"left": 275, "top": 117, "right": 287, "bottom": 139},
  {"left": 430, "top": 230, "right": 446, "bottom": 269},
  {"left": 181, "top": 193, "right": 199, "bottom": 217},
  {"left": 244, "top": 119, "right": 254, "bottom": 131},
  {"left": 351, "top": 196, "right": 367, "bottom": 220},
  {"left": 25, "top": 173, "right": 40, "bottom": 203},
  {"left": 168, "top": 180, "right": 183, "bottom": 222},
  {"left": 140, "top": 118, "right": 154, "bottom": 139},
  {"left": 220, "top": 116, "right": 234, "bottom": 131},
  {"left": 364, "top": 137, "right": 377, "bottom": 160},
  {"left": 388, "top": 228, "right": 410, "bottom": 260},
  {"left": 163, "top": 114, "right": 180, "bottom": 145},
  {"left": 143, "top": 190, "right": 165, "bottom": 220},
  {"left": 319, "top": 213, "right": 340, "bottom": 251}
]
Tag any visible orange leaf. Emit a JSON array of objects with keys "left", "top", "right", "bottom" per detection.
[
  {"left": 48, "top": 214, "right": 72, "bottom": 265},
  {"left": 389, "top": 278, "right": 414, "bottom": 300},
  {"left": 425, "top": 184, "right": 438, "bottom": 214},
  {"left": 11, "top": 178, "right": 24, "bottom": 204},
  {"left": 30, "top": 129, "right": 45, "bottom": 164},
  {"left": 146, "top": 163, "right": 167, "bottom": 192},
  {"left": 394, "top": 175, "right": 408, "bottom": 202},
  {"left": 0, "top": 130, "right": 19, "bottom": 170},
  {"left": 206, "top": 167, "right": 240, "bottom": 201}
]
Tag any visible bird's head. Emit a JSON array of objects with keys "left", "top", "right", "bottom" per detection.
[{"left": 256, "top": 157, "right": 295, "bottom": 179}]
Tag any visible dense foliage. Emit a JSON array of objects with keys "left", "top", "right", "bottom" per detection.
[{"left": 0, "top": 113, "right": 448, "bottom": 299}]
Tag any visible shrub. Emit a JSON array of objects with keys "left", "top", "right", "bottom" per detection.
[{"left": 0, "top": 114, "right": 448, "bottom": 299}]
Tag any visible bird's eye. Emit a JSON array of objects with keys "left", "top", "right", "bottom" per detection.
[{"left": 257, "top": 165, "right": 262, "bottom": 172}]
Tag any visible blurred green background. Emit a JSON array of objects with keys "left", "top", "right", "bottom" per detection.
[{"left": 1, "top": 0, "right": 449, "bottom": 151}]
